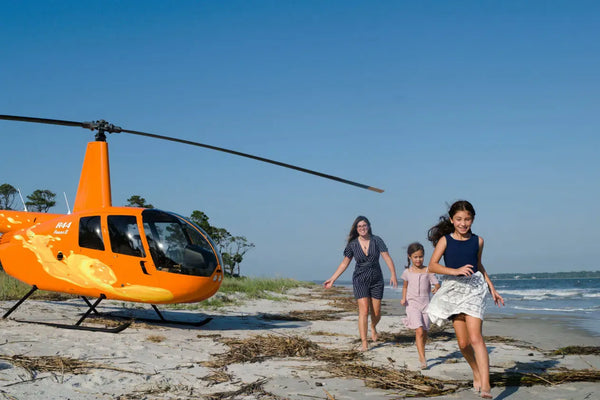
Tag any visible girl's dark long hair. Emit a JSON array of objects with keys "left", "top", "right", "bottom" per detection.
[
  {"left": 347, "top": 215, "right": 372, "bottom": 244},
  {"left": 427, "top": 200, "right": 476, "bottom": 246},
  {"left": 405, "top": 242, "right": 424, "bottom": 268}
]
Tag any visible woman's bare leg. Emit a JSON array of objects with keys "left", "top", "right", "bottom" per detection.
[
  {"left": 369, "top": 297, "right": 382, "bottom": 341},
  {"left": 357, "top": 297, "right": 370, "bottom": 350}
]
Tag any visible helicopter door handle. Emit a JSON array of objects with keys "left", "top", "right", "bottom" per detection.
[{"left": 140, "top": 261, "right": 150, "bottom": 275}]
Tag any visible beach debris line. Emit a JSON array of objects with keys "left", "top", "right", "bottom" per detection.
[
  {"left": 376, "top": 325, "right": 455, "bottom": 345},
  {"left": 145, "top": 334, "right": 167, "bottom": 343},
  {"left": 490, "top": 368, "right": 600, "bottom": 386},
  {"left": 202, "top": 334, "right": 362, "bottom": 368},
  {"left": 550, "top": 346, "right": 600, "bottom": 356},
  {"left": 201, "top": 334, "right": 468, "bottom": 396},
  {"left": 0, "top": 354, "right": 142, "bottom": 379},
  {"left": 260, "top": 309, "right": 343, "bottom": 321},
  {"left": 308, "top": 286, "right": 359, "bottom": 312},
  {"left": 201, "top": 368, "right": 233, "bottom": 386},
  {"left": 205, "top": 378, "right": 285, "bottom": 400},
  {"left": 118, "top": 382, "right": 197, "bottom": 400},
  {"left": 326, "top": 362, "right": 466, "bottom": 396}
]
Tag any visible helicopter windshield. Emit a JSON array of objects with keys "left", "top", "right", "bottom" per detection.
[{"left": 141, "top": 209, "right": 220, "bottom": 277}]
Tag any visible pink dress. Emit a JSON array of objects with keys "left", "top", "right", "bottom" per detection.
[{"left": 401, "top": 268, "right": 439, "bottom": 330}]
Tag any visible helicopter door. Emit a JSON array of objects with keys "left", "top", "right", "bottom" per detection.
[
  {"left": 78, "top": 216, "right": 105, "bottom": 251},
  {"left": 107, "top": 215, "right": 146, "bottom": 257}
]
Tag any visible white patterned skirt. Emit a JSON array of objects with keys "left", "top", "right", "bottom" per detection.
[{"left": 427, "top": 271, "right": 489, "bottom": 326}]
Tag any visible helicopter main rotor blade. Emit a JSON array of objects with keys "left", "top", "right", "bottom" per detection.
[
  {"left": 121, "top": 128, "right": 383, "bottom": 193},
  {"left": 0, "top": 114, "right": 384, "bottom": 193},
  {"left": 0, "top": 115, "right": 86, "bottom": 129}
]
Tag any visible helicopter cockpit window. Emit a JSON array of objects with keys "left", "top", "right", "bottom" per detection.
[
  {"left": 108, "top": 215, "right": 145, "bottom": 257},
  {"left": 79, "top": 216, "right": 105, "bottom": 251},
  {"left": 142, "top": 209, "right": 219, "bottom": 277}
]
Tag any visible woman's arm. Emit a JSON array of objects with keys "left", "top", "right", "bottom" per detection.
[
  {"left": 323, "top": 257, "right": 352, "bottom": 289},
  {"left": 381, "top": 251, "right": 398, "bottom": 288},
  {"left": 477, "top": 237, "right": 504, "bottom": 306}
]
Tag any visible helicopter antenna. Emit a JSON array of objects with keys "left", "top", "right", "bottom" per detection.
[
  {"left": 64, "top": 192, "right": 72, "bottom": 214},
  {"left": 0, "top": 114, "right": 384, "bottom": 193},
  {"left": 17, "top": 188, "right": 28, "bottom": 211}
]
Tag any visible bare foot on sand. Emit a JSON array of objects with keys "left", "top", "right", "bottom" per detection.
[{"left": 370, "top": 327, "right": 378, "bottom": 342}]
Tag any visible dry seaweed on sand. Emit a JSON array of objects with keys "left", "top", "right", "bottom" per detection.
[
  {"left": 374, "top": 328, "right": 454, "bottom": 345},
  {"left": 205, "top": 378, "right": 284, "bottom": 400},
  {"left": 260, "top": 309, "right": 342, "bottom": 321},
  {"left": 311, "top": 286, "right": 349, "bottom": 298},
  {"left": 490, "top": 368, "right": 600, "bottom": 386},
  {"left": 116, "top": 383, "right": 195, "bottom": 400},
  {"left": 326, "top": 362, "right": 466, "bottom": 396},
  {"left": 310, "top": 287, "right": 358, "bottom": 312},
  {"left": 202, "top": 334, "right": 362, "bottom": 368},
  {"left": 86, "top": 314, "right": 158, "bottom": 330},
  {"left": 146, "top": 334, "right": 166, "bottom": 343},
  {"left": 201, "top": 369, "right": 233, "bottom": 385},
  {"left": 327, "top": 295, "right": 358, "bottom": 312},
  {"left": 373, "top": 331, "right": 416, "bottom": 344},
  {"left": 197, "top": 333, "right": 223, "bottom": 339},
  {"left": 483, "top": 335, "right": 538, "bottom": 349},
  {"left": 0, "top": 354, "right": 141, "bottom": 379},
  {"left": 550, "top": 346, "right": 600, "bottom": 356}
]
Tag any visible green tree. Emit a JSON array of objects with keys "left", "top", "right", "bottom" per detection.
[
  {"left": 125, "top": 195, "right": 154, "bottom": 208},
  {"left": 189, "top": 210, "right": 212, "bottom": 233},
  {"left": 189, "top": 210, "right": 231, "bottom": 250},
  {"left": 220, "top": 235, "right": 255, "bottom": 276},
  {"left": 25, "top": 189, "right": 56, "bottom": 213},
  {"left": 188, "top": 210, "right": 254, "bottom": 276},
  {"left": 0, "top": 183, "right": 18, "bottom": 210}
]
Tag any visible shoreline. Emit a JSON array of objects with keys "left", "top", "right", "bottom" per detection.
[
  {"left": 0, "top": 285, "right": 598, "bottom": 399},
  {"left": 382, "top": 299, "right": 600, "bottom": 350}
]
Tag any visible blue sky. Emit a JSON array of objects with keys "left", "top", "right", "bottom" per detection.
[{"left": 2, "top": 1, "right": 598, "bottom": 281}]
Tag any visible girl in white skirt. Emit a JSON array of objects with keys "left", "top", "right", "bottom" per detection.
[{"left": 426, "top": 200, "right": 504, "bottom": 399}]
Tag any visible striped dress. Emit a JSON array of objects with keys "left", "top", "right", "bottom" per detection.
[{"left": 344, "top": 235, "right": 388, "bottom": 300}]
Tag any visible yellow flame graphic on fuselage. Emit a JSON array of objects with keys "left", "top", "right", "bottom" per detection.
[{"left": 15, "top": 229, "right": 174, "bottom": 302}]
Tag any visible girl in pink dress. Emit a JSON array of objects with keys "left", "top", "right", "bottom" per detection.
[{"left": 400, "top": 242, "right": 440, "bottom": 369}]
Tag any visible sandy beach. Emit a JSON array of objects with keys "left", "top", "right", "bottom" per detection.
[{"left": 0, "top": 285, "right": 598, "bottom": 399}]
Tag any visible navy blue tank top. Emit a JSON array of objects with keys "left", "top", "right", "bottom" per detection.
[{"left": 443, "top": 233, "right": 479, "bottom": 273}]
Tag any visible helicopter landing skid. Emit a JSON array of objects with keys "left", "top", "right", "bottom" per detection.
[
  {"left": 2, "top": 287, "right": 131, "bottom": 333},
  {"left": 147, "top": 304, "right": 213, "bottom": 326},
  {"left": 13, "top": 319, "right": 131, "bottom": 333},
  {"left": 131, "top": 316, "right": 213, "bottom": 327},
  {"left": 100, "top": 304, "right": 212, "bottom": 327}
]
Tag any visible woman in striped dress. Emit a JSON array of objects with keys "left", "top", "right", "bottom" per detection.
[{"left": 324, "top": 216, "right": 398, "bottom": 351}]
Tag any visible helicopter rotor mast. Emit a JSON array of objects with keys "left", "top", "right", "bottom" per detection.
[{"left": 0, "top": 114, "right": 384, "bottom": 193}]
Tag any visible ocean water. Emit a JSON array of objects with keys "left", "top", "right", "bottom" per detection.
[{"left": 329, "top": 277, "right": 600, "bottom": 337}]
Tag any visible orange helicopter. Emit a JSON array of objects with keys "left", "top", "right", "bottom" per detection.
[{"left": 0, "top": 115, "right": 383, "bottom": 332}]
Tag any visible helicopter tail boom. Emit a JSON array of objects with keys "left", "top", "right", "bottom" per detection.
[{"left": 0, "top": 210, "right": 64, "bottom": 234}]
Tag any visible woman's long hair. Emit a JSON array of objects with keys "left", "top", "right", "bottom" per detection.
[
  {"left": 347, "top": 215, "right": 372, "bottom": 244},
  {"left": 405, "top": 242, "right": 424, "bottom": 268},
  {"left": 427, "top": 200, "right": 476, "bottom": 246}
]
